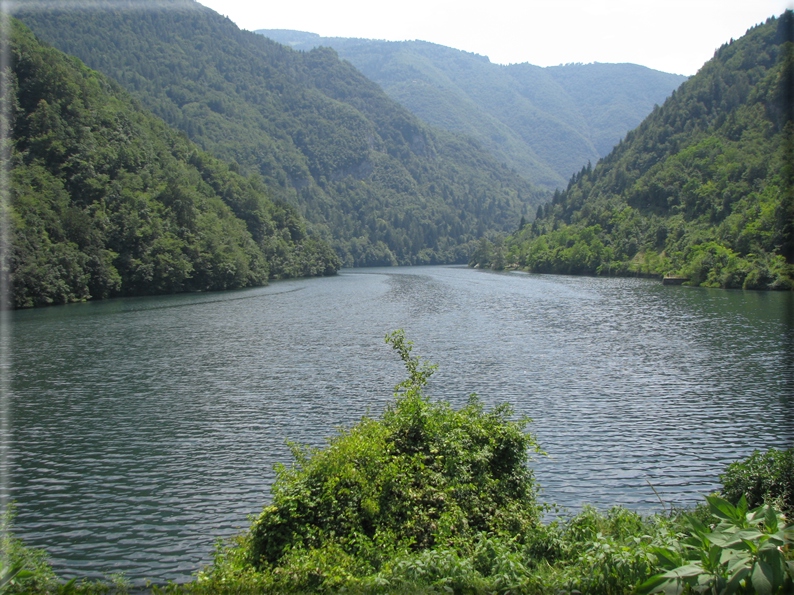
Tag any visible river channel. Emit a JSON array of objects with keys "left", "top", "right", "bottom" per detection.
[{"left": 5, "top": 266, "right": 793, "bottom": 583}]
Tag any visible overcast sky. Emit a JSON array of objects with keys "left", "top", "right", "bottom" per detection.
[{"left": 196, "top": 0, "right": 792, "bottom": 76}]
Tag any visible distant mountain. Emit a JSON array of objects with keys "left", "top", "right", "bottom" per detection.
[
  {"left": 258, "top": 31, "right": 687, "bottom": 190},
  {"left": 472, "top": 12, "right": 794, "bottom": 290},
  {"left": 7, "top": 19, "right": 339, "bottom": 308},
  {"left": 17, "top": 0, "right": 544, "bottom": 268}
]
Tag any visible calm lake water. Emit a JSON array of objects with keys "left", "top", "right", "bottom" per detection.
[{"left": 5, "top": 266, "right": 794, "bottom": 583}]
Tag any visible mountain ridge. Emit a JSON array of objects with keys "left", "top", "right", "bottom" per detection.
[
  {"left": 17, "top": 0, "right": 545, "bottom": 267},
  {"left": 471, "top": 12, "right": 794, "bottom": 290},
  {"left": 257, "top": 30, "right": 687, "bottom": 190}
]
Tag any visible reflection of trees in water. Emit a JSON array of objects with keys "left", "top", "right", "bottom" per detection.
[{"left": 383, "top": 272, "right": 456, "bottom": 317}]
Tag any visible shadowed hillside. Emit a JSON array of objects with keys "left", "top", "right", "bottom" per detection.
[
  {"left": 259, "top": 31, "right": 687, "bottom": 190},
  {"left": 17, "top": 0, "right": 545, "bottom": 267}
]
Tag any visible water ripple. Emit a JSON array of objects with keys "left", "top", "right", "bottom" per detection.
[{"left": 8, "top": 267, "right": 793, "bottom": 583}]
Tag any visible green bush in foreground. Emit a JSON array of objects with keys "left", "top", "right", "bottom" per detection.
[
  {"left": 638, "top": 496, "right": 794, "bottom": 595},
  {"left": 1, "top": 505, "right": 56, "bottom": 594},
  {"left": 720, "top": 448, "right": 794, "bottom": 518},
  {"left": 188, "top": 501, "right": 792, "bottom": 594},
  {"left": 245, "top": 330, "right": 543, "bottom": 582}
]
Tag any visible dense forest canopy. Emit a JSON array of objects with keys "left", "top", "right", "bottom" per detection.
[
  {"left": 5, "top": 19, "right": 339, "bottom": 308},
  {"left": 472, "top": 12, "right": 794, "bottom": 291},
  {"left": 16, "top": 0, "right": 545, "bottom": 268},
  {"left": 259, "top": 31, "right": 687, "bottom": 191}
]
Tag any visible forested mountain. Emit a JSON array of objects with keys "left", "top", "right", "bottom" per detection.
[
  {"left": 471, "top": 13, "right": 794, "bottom": 290},
  {"left": 259, "top": 31, "right": 687, "bottom": 190},
  {"left": 5, "top": 19, "right": 339, "bottom": 308},
  {"left": 16, "top": 0, "right": 544, "bottom": 268}
]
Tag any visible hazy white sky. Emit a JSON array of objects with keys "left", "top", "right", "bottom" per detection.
[{"left": 197, "top": 0, "right": 793, "bottom": 76}]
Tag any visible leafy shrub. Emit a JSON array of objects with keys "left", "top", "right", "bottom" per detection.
[
  {"left": 247, "top": 330, "right": 543, "bottom": 585},
  {"left": 720, "top": 448, "right": 794, "bottom": 518},
  {"left": 531, "top": 506, "right": 677, "bottom": 595},
  {"left": 376, "top": 546, "right": 485, "bottom": 593},
  {"left": 637, "top": 495, "right": 794, "bottom": 595}
]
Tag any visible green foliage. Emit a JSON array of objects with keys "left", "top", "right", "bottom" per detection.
[
  {"left": 637, "top": 496, "right": 794, "bottom": 595},
  {"left": 6, "top": 19, "right": 338, "bottom": 308},
  {"left": 18, "top": 1, "right": 544, "bottom": 268},
  {"left": 720, "top": 448, "right": 794, "bottom": 517},
  {"left": 189, "top": 499, "right": 788, "bottom": 595},
  {"left": 0, "top": 504, "right": 56, "bottom": 594},
  {"left": 245, "top": 330, "right": 542, "bottom": 582},
  {"left": 160, "top": 331, "right": 545, "bottom": 592},
  {"left": 496, "top": 12, "right": 794, "bottom": 290},
  {"left": 181, "top": 401, "right": 794, "bottom": 595},
  {"left": 0, "top": 561, "right": 34, "bottom": 594}
]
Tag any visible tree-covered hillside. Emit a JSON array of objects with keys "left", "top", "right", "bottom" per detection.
[
  {"left": 5, "top": 19, "right": 339, "bottom": 308},
  {"left": 473, "top": 13, "right": 794, "bottom": 290},
  {"left": 259, "top": 31, "right": 686, "bottom": 190},
  {"left": 17, "top": 0, "right": 544, "bottom": 267}
]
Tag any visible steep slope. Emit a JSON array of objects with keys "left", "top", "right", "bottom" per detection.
[
  {"left": 17, "top": 0, "right": 544, "bottom": 267},
  {"left": 259, "top": 31, "right": 686, "bottom": 190},
  {"left": 5, "top": 19, "right": 339, "bottom": 308},
  {"left": 540, "top": 63, "right": 688, "bottom": 157},
  {"left": 474, "top": 13, "right": 794, "bottom": 290}
]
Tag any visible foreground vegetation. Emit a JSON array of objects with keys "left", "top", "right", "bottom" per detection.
[
  {"left": 471, "top": 12, "right": 794, "bottom": 290},
  {"left": 3, "top": 333, "right": 792, "bottom": 594}
]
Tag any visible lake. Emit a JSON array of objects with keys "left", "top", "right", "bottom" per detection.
[{"left": 5, "top": 266, "right": 793, "bottom": 583}]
